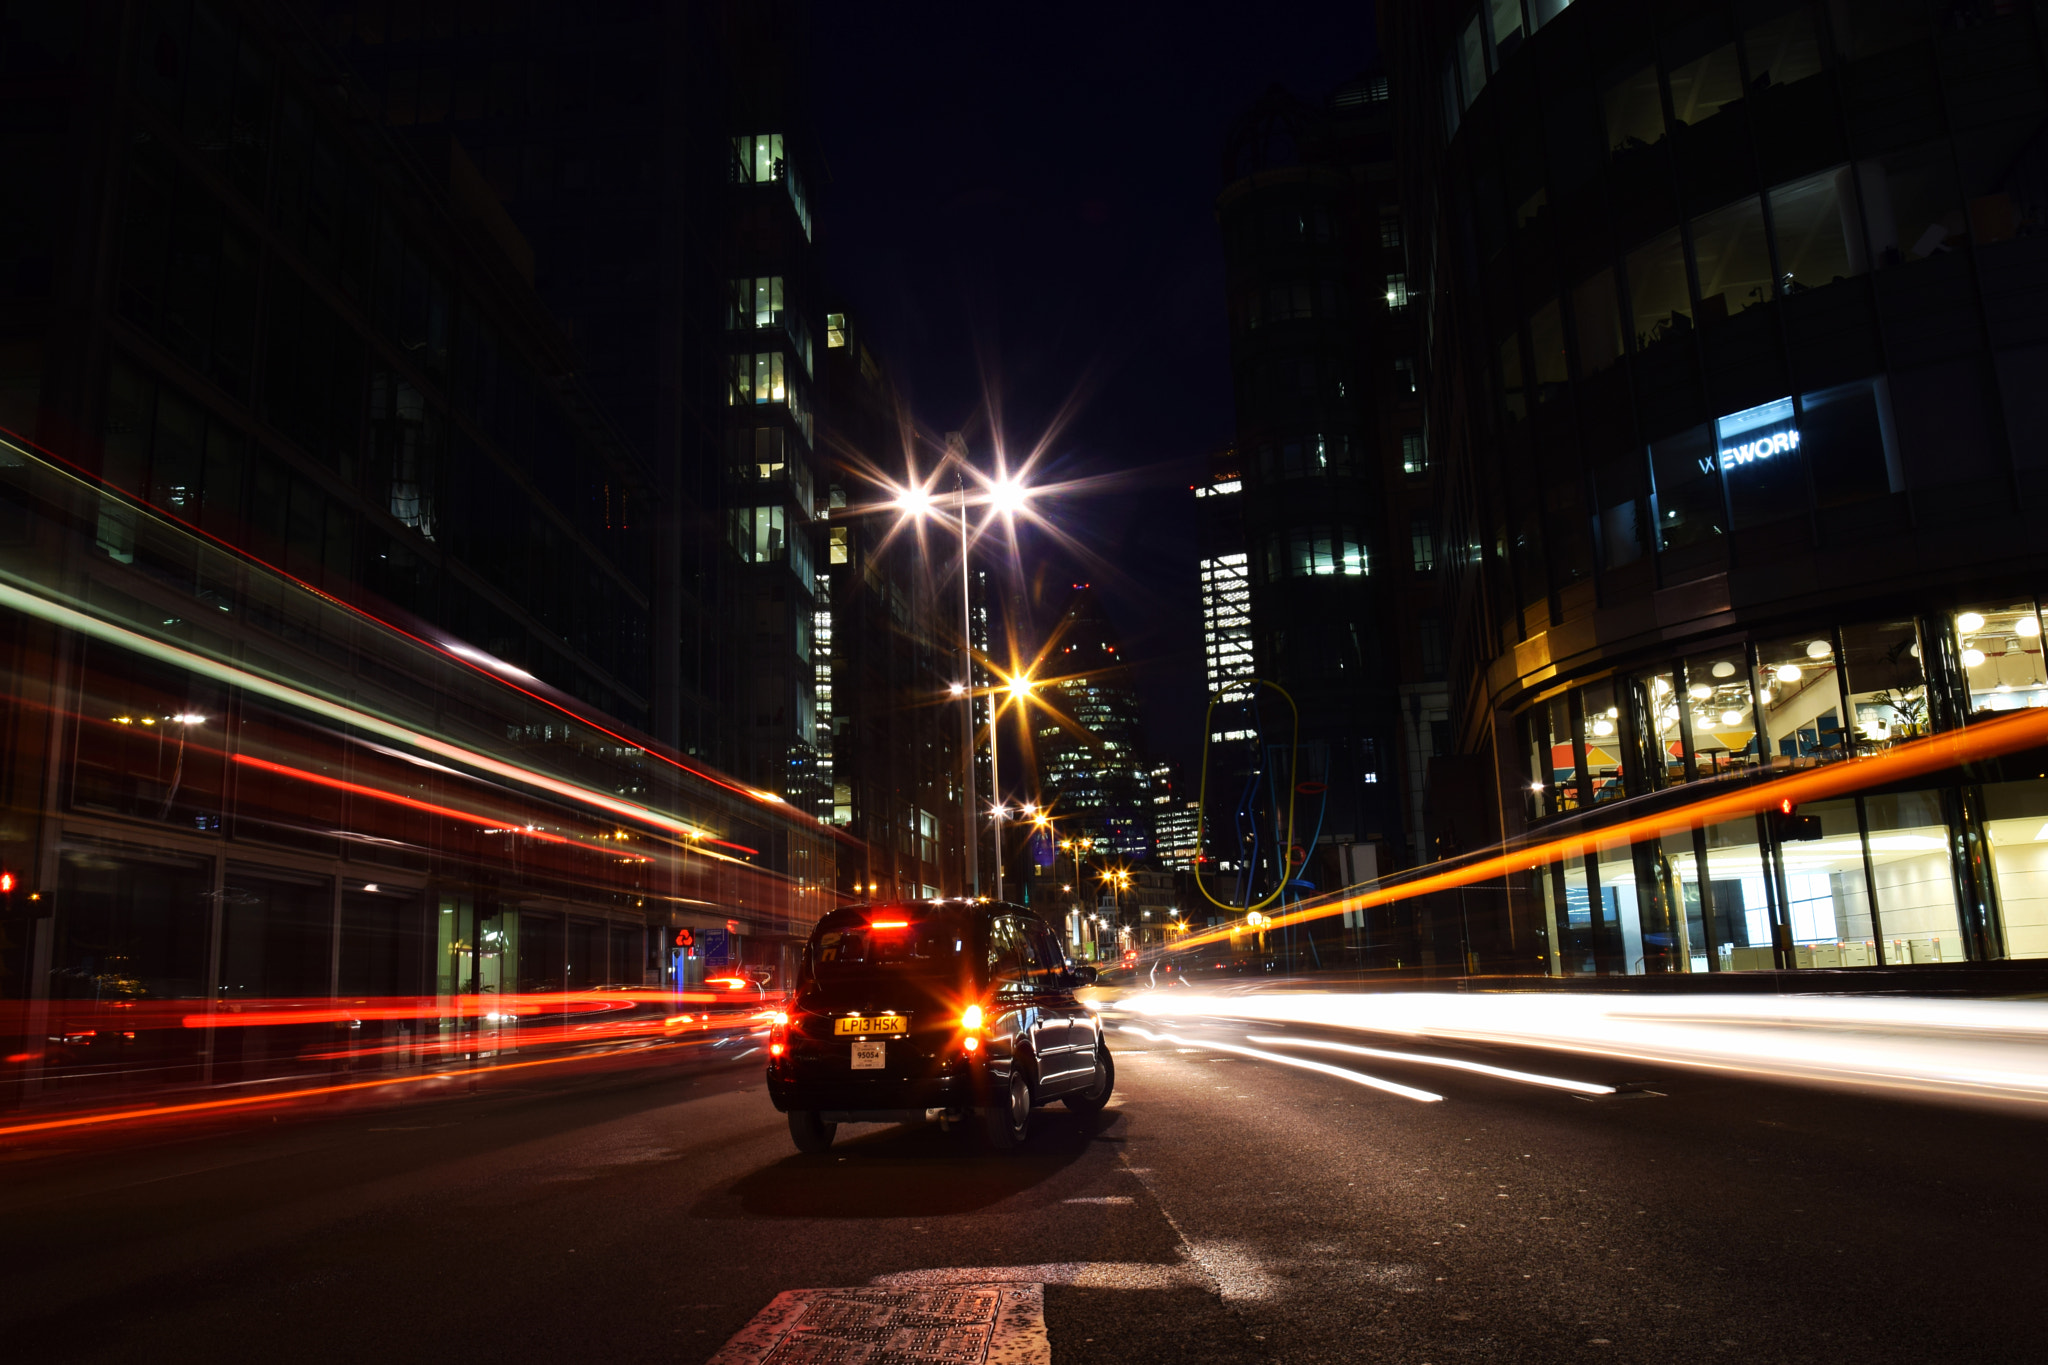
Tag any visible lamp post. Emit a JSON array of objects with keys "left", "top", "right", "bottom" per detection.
[
  {"left": 989, "top": 671, "right": 1035, "bottom": 903},
  {"left": 886, "top": 456, "right": 1034, "bottom": 899}
]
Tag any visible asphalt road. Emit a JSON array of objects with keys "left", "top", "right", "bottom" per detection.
[{"left": 2, "top": 1012, "right": 2045, "bottom": 1364}]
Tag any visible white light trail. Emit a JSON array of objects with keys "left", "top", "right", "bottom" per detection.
[
  {"left": 1125, "top": 989, "right": 2048, "bottom": 1109},
  {"left": 1119, "top": 1025, "right": 1442, "bottom": 1103},
  {"left": 1244, "top": 1035, "right": 1614, "bottom": 1096}
]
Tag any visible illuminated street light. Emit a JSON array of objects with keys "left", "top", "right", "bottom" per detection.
[
  {"left": 988, "top": 475, "right": 1029, "bottom": 517},
  {"left": 948, "top": 681, "right": 966, "bottom": 697}
]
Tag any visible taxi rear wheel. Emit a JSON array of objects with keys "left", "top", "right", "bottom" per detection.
[
  {"left": 984, "top": 1069, "right": 1032, "bottom": 1150},
  {"left": 788, "top": 1109, "right": 836, "bottom": 1154},
  {"left": 1062, "top": 1043, "right": 1115, "bottom": 1115}
]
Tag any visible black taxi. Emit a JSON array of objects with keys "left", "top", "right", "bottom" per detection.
[{"left": 766, "top": 900, "right": 1113, "bottom": 1153}]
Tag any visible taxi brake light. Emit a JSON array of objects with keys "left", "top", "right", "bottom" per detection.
[
  {"left": 962, "top": 1035, "right": 980, "bottom": 1052},
  {"left": 870, "top": 920, "right": 910, "bottom": 929},
  {"left": 960, "top": 1003, "right": 984, "bottom": 1031}
]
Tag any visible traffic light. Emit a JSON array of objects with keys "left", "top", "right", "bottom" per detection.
[{"left": 1770, "top": 798, "right": 1822, "bottom": 842}]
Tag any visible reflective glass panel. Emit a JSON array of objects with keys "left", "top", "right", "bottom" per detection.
[
  {"left": 1601, "top": 60, "right": 1664, "bottom": 154},
  {"left": 1581, "top": 679, "right": 1624, "bottom": 803},
  {"left": 1627, "top": 228, "right": 1692, "bottom": 351},
  {"left": 1738, "top": 0, "right": 1824, "bottom": 87},
  {"left": 1667, "top": 43, "right": 1743, "bottom": 127},
  {"left": 1635, "top": 668, "right": 1686, "bottom": 787}
]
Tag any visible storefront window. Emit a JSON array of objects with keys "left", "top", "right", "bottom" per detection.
[
  {"left": 1841, "top": 619, "right": 1926, "bottom": 751},
  {"left": 1690, "top": 196, "right": 1772, "bottom": 324},
  {"left": 1756, "top": 633, "right": 1846, "bottom": 762},
  {"left": 1627, "top": 228, "right": 1692, "bottom": 351},
  {"left": 1647, "top": 826, "right": 1708, "bottom": 970},
  {"left": 1984, "top": 778, "right": 2048, "bottom": 959},
  {"left": 1596, "top": 840, "right": 1645, "bottom": 972},
  {"left": 1601, "top": 59, "right": 1664, "bottom": 155},
  {"left": 1540, "top": 693, "right": 1581, "bottom": 813},
  {"left": 1777, "top": 798, "right": 1881, "bottom": 966},
  {"left": 1769, "top": 167, "right": 1866, "bottom": 292},
  {"left": 1865, "top": 790, "right": 1966, "bottom": 963},
  {"left": 1739, "top": 1, "right": 1824, "bottom": 88},
  {"left": 1683, "top": 650, "right": 1760, "bottom": 777},
  {"left": 1559, "top": 853, "right": 1598, "bottom": 974},
  {"left": 1705, "top": 817, "right": 1776, "bottom": 970},
  {"left": 1650, "top": 424, "right": 1725, "bottom": 552},
  {"left": 1950, "top": 602, "right": 2048, "bottom": 715},
  {"left": 1581, "top": 678, "right": 1624, "bottom": 803}
]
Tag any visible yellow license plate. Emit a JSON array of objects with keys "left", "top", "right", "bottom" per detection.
[{"left": 834, "top": 1015, "right": 908, "bottom": 1036}]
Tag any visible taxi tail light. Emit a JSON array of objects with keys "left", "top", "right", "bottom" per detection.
[{"left": 957, "top": 1001, "right": 987, "bottom": 1057}]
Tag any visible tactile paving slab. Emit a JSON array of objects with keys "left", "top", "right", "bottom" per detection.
[{"left": 707, "top": 1283, "right": 1048, "bottom": 1365}]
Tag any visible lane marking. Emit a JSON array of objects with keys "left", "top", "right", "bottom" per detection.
[
  {"left": 1120, "top": 1026, "right": 1442, "bottom": 1103},
  {"left": 710, "top": 1283, "right": 1046, "bottom": 1364},
  {"left": 1062, "top": 1195, "right": 1134, "bottom": 1205},
  {"left": 1244, "top": 1035, "right": 1617, "bottom": 1096}
]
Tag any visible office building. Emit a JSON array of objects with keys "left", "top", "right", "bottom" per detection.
[
  {"left": 1388, "top": 0, "right": 2048, "bottom": 972},
  {"left": 1216, "top": 73, "right": 1450, "bottom": 889},
  {"left": 1038, "top": 585, "right": 1153, "bottom": 859}
]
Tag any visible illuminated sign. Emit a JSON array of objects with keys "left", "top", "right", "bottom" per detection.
[{"left": 1716, "top": 397, "right": 1800, "bottom": 468}]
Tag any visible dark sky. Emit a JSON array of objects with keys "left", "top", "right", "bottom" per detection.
[{"left": 811, "top": 3, "right": 1378, "bottom": 784}]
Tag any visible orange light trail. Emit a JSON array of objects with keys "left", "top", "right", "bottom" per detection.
[
  {"left": 0, "top": 1033, "right": 750, "bottom": 1141},
  {"left": 1174, "top": 704, "right": 2048, "bottom": 953}
]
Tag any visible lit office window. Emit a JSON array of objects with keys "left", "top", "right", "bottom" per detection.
[
  {"left": 1769, "top": 168, "right": 1866, "bottom": 292},
  {"left": 1402, "top": 432, "right": 1429, "bottom": 476},
  {"left": 1626, "top": 227, "right": 1690, "bottom": 351},
  {"left": 1691, "top": 197, "right": 1772, "bottom": 323},
  {"left": 1601, "top": 60, "right": 1664, "bottom": 155},
  {"left": 827, "top": 525, "right": 849, "bottom": 564},
  {"left": 1458, "top": 14, "right": 1487, "bottom": 109},
  {"left": 1488, "top": 0, "right": 1525, "bottom": 65},
  {"left": 1740, "top": 3, "right": 1823, "bottom": 88},
  {"left": 1385, "top": 272, "right": 1409, "bottom": 308},
  {"left": 825, "top": 313, "right": 847, "bottom": 348},
  {"left": 734, "top": 133, "right": 783, "bottom": 184},
  {"left": 730, "top": 505, "right": 785, "bottom": 563},
  {"left": 727, "top": 276, "right": 784, "bottom": 329},
  {"left": 1667, "top": 39, "right": 1742, "bottom": 127},
  {"left": 733, "top": 426, "right": 786, "bottom": 480},
  {"left": 1411, "top": 513, "right": 1436, "bottom": 572},
  {"left": 729, "top": 353, "right": 788, "bottom": 406}
]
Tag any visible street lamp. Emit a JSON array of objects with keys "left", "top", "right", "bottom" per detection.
[{"left": 884, "top": 452, "right": 1037, "bottom": 901}]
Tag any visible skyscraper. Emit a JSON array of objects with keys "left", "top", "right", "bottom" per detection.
[
  {"left": 1038, "top": 585, "right": 1152, "bottom": 859},
  {"left": 1215, "top": 74, "right": 1448, "bottom": 886}
]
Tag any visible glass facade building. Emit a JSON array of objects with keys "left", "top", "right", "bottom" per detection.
[{"left": 1388, "top": 0, "right": 2048, "bottom": 972}]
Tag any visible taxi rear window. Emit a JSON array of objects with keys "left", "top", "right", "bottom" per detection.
[{"left": 805, "top": 915, "right": 968, "bottom": 983}]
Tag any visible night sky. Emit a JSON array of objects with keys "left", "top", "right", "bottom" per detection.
[{"left": 812, "top": 2, "right": 1379, "bottom": 782}]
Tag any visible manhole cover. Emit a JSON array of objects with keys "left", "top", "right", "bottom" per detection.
[{"left": 709, "top": 1282, "right": 1048, "bottom": 1365}]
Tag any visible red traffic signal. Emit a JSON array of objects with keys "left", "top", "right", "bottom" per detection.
[
  {"left": 1770, "top": 800, "right": 1822, "bottom": 842},
  {"left": 0, "top": 872, "right": 13, "bottom": 894}
]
